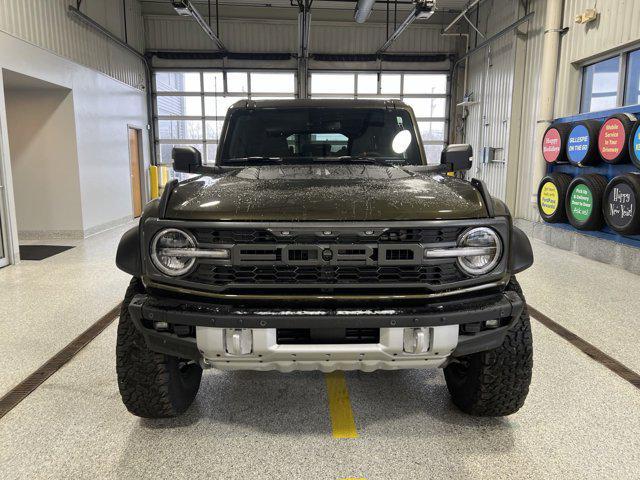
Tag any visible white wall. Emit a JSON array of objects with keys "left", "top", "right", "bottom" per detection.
[
  {"left": 4, "top": 86, "right": 84, "bottom": 236},
  {"left": 0, "top": 0, "right": 145, "bottom": 90},
  {"left": 0, "top": 31, "right": 150, "bottom": 260},
  {"left": 461, "top": 0, "right": 520, "bottom": 207}
]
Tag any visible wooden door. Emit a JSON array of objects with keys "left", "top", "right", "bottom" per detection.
[{"left": 128, "top": 127, "right": 143, "bottom": 218}]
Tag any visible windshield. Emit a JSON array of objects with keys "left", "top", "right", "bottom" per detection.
[{"left": 219, "top": 107, "right": 423, "bottom": 166}]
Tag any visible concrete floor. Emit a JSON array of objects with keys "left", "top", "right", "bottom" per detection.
[
  {"left": 1, "top": 228, "right": 639, "bottom": 479},
  {"left": 0, "top": 223, "right": 134, "bottom": 393}
]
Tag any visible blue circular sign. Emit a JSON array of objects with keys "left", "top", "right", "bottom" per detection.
[
  {"left": 567, "top": 124, "right": 590, "bottom": 164},
  {"left": 633, "top": 126, "right": 640, "bottom": 162}
]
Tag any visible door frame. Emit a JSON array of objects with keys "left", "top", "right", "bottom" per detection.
[
  {"left": 127, "top": 125, "right": 146, "bottom": 217},
  {"left": 0, "top": 69, "right": 17, "bottom": 267}
]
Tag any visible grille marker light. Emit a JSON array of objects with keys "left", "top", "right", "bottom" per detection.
[{"left": 158, "top": 248, "right": 230, "bottom": 259}]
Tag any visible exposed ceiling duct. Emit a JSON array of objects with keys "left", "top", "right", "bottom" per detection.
[
  {"left": 354, "top": 0, "right": 376, "bottom": 23},
  {"left": 377, "top": 0, "right": 435, "bottom": 54},
  {"left": 171, "top": 0, "right": 227, "bottom": 52}
]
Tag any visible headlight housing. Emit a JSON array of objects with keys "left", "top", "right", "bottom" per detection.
[
  {"left": 456, "top": 227, "right": 502, "bottom": 276},
  {"left": 150, "top": 228, "right": 197, "bottom": 276}
]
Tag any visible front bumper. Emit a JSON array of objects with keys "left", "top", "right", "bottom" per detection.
[{"left": 127, "top": 288, "right": 524, "bottom": 372}]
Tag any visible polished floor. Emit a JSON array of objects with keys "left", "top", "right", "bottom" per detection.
[{"left": 1, "top": 227, "right": 639, "bottom": 479}]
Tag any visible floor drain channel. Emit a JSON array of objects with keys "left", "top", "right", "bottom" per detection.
[
  {"left": 0, "top": 303, "right": 122, "bottom": 420},
  {"left": 528, "top": 304, "right": 640, "bottom": 390}
]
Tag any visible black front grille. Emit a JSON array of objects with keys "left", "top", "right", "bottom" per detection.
[
  {"left": 188, "top": 263, "right": 464, "bottom": 286},
  {"left": 277, "top": 328, "right": 380, "bottom": 344},
  {"left": 190, "top": 227, "right": 462, "bottom": 245}
]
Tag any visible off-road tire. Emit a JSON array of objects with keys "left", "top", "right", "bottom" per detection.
[
  {"left": 116, "top": 277, "right": 202, "bottom": 418},
  {"left": 444, "top": 279, "right": 533, "bottom": 416}
]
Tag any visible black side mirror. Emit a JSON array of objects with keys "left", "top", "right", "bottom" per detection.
[
  {"left": 172, "top": 146, "right": 202, "bottom": 173},
  {"left": 441, "top": 144, "right": 472, "bottom": 172}
]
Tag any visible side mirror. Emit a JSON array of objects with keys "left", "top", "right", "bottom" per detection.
[
  {"left": 172, "top": 146, "right": 202, "bottom": 173},
  {"left": 441, "top": 144, "right": 472, "bottom": 172}
]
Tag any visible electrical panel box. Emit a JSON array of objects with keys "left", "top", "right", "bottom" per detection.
[{"left": 480, "top": 147, "right": 496, "bottom": 164}]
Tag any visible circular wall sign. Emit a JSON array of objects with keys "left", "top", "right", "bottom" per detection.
[
  {"left": 632, "top": 123, "right": 640, "bottom": 168},
  {"left": 598, "top": 117, "right": 625, "bottom": 162},
  {"left": 542, "top": 128, "right": 562, "bottom": 163},
  {"left": 539, "top": 181, "right": 559, "bottom": 216},
  {"left": 567, "top": 124, "right": 590, "bottom": 164},
  {"left": 605, "top": 182, "right": 636, "bottom": 230},
  {"left": 569, "top": 184, "right": 593, "bottom": 222}
]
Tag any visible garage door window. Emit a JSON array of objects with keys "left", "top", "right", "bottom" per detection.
[
  {"left": 310, "top": 72, "right": 449, "bottom": 164},
  {"left": 153, "top": 70, "right": 296, "bottom": 166}
]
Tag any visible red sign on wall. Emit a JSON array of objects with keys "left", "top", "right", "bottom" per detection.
[
  {"left": 598, "top": 118, "right": 625, "bottom": 161},
  {"left": 542, "top": 128, "right": 562, "bottom": 163}
]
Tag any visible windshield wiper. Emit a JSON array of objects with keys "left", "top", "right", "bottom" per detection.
[
  {"left": 334, "top": 156, "right": 399, "bottom": 166},
  {"left": 223, "top": 156, "right": 283, "bottom": 165}
]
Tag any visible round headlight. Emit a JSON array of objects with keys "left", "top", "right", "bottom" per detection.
[
  {"left": 151, "top": 228, "right": 196, "bottom": 276},
  {"left": 457, "top": 227, "right": 502, "bottom": 276}
]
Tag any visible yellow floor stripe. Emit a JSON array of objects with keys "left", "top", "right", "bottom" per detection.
[{"left": 324, "top": 371, "right": 358, "bottom": 439}]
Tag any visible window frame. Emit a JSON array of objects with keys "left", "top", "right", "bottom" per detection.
[
  {"left": 579, "top": 45, "right": 640, "bottom": 113},
  {"left": 152, "top": 68, "right": 298, "bottom": 165},
  {"left": 308, "top": 70, "right": 450, "bottom": 164}
]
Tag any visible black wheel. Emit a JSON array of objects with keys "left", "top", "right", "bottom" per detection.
[
  {"left": 444, "top": 279, "right": 533, "bottom": 417},
  {"left": 565, "top": 174, "right": 608, "bottom": 230},
  {"left": 537, "top": 172, "right": 572, "bottom": 223},
  {"left": 116, "top": 278, "right": 202, "bottom": 418},
  {"left": 603, "top": 173, "right": 640, "bottom": 236}
]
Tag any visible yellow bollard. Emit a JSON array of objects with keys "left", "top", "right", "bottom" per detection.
[{"left": 149, "top": 165, "right": 159, "bottom": 199}]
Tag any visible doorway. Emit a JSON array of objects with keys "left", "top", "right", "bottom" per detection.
[
  {"left": 0, "top": 182, "right": 8, "bottom": 268},
  {"left": 128, "top": 127, "right": 143, "bottom": 218}
]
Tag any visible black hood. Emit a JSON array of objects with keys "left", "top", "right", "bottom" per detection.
[{"left": 164, "top": 164, "right": 487, "bottom": 222}]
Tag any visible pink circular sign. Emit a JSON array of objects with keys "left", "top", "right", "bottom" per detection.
[
  {"left": 542, "top": 128, "right": 562, "bottom": 163},
  {"left": 598, "top": 118, "right": 625, "bottom": 161}
]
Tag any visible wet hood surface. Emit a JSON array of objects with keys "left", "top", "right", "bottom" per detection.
[{"left": 165, "top": 165, "right": 487, "bottom": 221}]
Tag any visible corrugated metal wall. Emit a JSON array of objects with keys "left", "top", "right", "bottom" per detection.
[
  {"left": 143, "top": 16, "right": 460, "bottom": 55},
  {"left": 467, "top": 0, "right": 640, "bottom": 221},
  {"left": 144, "top": 16, "right": 297, "bottom": 53},
  {"left": 463, "top": 0, "right": 518, "bottom": 203},
  {"left": 0, "top": 0, "right": 145, "bottom": 89},
  {"left": 555, "top": 0, "right": 640, "bottom": 116},
  {"left": 514, "top": 0, "right": 546, "bottom": 221}
]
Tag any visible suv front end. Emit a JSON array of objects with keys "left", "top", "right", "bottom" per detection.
[{"left": 115, "top": 100, "right": 534, "bottom": 419}]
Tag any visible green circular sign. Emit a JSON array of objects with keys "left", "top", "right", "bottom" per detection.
[{"left": 570, "top": 184, "right": 593, "bottom": 222}]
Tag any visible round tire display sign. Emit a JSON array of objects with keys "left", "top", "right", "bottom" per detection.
[
  {"left": 567, "top": 124, "right": 590, "bottom": 164},
  {"left": 539, "top": 182, "right": 559, "bottom": 216},
  {"left": 606, "top": 183, "right": 636, "bottom": 229},
  {"left": 598, "top": 118, "right": 625, "bottom": 161},
  {"left": 570, "top": 184, "right": 593, "bottom": 222},
  {"left": 542, "top": 128, "right": 562, "bottom": 163},
  {"left": 633, "top": 127, "right": 640, "bottom": 164}
]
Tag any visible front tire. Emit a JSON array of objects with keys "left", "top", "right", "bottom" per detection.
[
  {"left": 444, "top": 279, "right": 533, "bottom": 416},
  {"left": 116, "top": 278, "right": 202, "bottom": 418}
]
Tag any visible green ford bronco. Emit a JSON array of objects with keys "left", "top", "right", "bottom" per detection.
[{"left": 116, "top": 99, "right": 534, "bottom": 418}]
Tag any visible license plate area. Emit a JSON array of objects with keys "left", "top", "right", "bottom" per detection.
[{"left": 276, "top": 328, "right": 380, "bottom": 344}]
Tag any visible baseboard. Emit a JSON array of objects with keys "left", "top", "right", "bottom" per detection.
[
  {"left": 515, "top": 219, "right": 640, "bottom": 276},
  {"left": 82, "top": 215, "right": 133, "bottom": 238},
  {"left": 18, "top": 230, "right": 85, "bottom": 241},
  {"left": 17, "top": 215, "right": 133, "bottom": 241}
]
